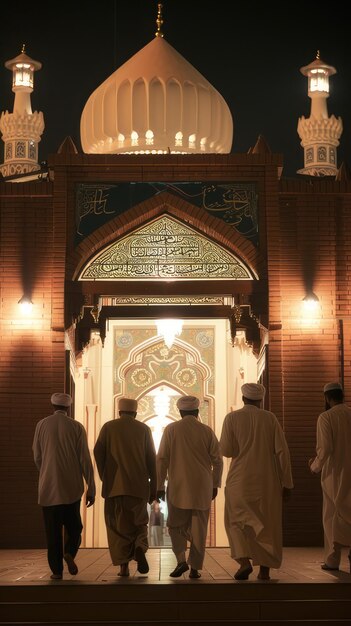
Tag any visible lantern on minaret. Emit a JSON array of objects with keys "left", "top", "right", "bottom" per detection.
[
  {"left": 297, "top": 51, "right": 342, "bottom": 177},
  {"left": 0, "top": 45, "right": 44, "bottom": 179}
]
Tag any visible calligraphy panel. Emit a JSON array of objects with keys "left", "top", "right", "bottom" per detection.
[
  {"left": 75, "top": 181, "right": 258, "bottom": 245},
  {"left": 80, "top": 216, "right": 254, "bottom": 280}
]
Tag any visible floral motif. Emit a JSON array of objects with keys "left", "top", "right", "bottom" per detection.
[
  {"left": 176, "top": 368, "right": 197, "bottom": 387},
  {"left": 196, "top": 331, "right": 213, "bottom": 348},
  {"left": 131, "top": 368, "right": 152, "bottom": 387},
  {"left": 116, "top": 332, "right": 133, "bottom": 348}
]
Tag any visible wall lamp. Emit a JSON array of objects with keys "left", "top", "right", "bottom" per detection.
[
  {"left": 302, "top": 292, "right": 319, "bottom": 312},
  {"left": 18, "top": 294, "right": 33, "bottom": 314}
]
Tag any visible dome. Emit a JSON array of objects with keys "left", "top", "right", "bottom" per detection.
[{"left": 80, "top": 36, "right": 233, "bottom": 155}]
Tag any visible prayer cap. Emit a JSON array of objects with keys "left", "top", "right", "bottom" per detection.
[
  {"left": 323, "top": 382, "right": 343, "bottom": 393},
  {"left": 118, "top": 397, "right": 138, "bottom": 412},
  {"left": 241, "top": 383, "right": 265, "bottom": 401},
  {"left": 177, "top": 395, "right": 200, "bottom": 411},
  {"left": 51, "top": 392, "right": 72, "bottom": 407}
]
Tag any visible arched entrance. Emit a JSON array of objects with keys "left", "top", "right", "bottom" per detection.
[
  {"left": 71, "top": 316, "right": 262, "bottom": 548},
  {"left": 66, "top": 199, "right": 267, "bottom": 548}
]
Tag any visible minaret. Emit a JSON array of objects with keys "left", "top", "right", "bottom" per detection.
[
  {"left": 0, "top": 45, "right": 44, "bottom": 178},
  {"left": 297, "top": 51, "right": 342, "bottom": 176}
]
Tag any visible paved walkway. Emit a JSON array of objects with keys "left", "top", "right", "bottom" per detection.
[{"left": 1, "top": 547, "right": 350, "bottom": 585}]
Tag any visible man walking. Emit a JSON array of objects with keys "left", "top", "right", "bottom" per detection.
[
  {"left": 157, "top": 395, "right": 223, "bottom": 579},
  {"left": 220, "top": 383, "right": 293, "bottom": 581},
  {"left": 94, "top": 397, "right": 157, "bottom": 577},
  {"left": 32, "top": 392, "right": 95, "bottom": 580},
  {"left": 309, "top": 382, "right": 351, "bottom": 572}
]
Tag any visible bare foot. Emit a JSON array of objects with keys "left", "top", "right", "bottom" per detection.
[{"left": 118, "top": 563, "right": 130, "bottom": 577}]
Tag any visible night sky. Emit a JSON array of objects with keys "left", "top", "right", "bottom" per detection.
[{"left": 0, "top": 1, "right": 350, "bottom": 177}]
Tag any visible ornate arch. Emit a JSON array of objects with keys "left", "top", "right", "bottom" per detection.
[{"left": 70, "top": 191, "right": 265, "bottom": 281}]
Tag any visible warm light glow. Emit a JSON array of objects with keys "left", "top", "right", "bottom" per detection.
[
  {"left": 131, "top": 131, "right": 139, "bottom": 146},
  {"left": 175, "top": 131, "right": 183, "bottom": 146},
  {"left": 145, "top": 129, "right": 154, "bottom": 145},
  {"left": 302, "top": 292, "right": 320, "bottom": 312},
  {"left": 13, "top": 63, "right": 33, "bottom": 89},
  {"left": 309, "top": 69, "right": 329, "bottom": 93},
  {"left": 156, "top": 319, "right": 183, "bottom": 348},
  {"left": 146, "top": 385, "right": 177, "bottom": 452},
  {"left": 18, "top": 295, "right": 33, "bottom": 314}
]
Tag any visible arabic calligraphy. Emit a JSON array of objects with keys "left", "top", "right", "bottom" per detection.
[
  {"left": 75, "top": 181, "right": 258, "bottom": 245},
  {"left": 76, "top": 185, "right": 115, "bottom": 235},
  {"left": 80, "top": 216, "right": 253, "bottom": 280}
]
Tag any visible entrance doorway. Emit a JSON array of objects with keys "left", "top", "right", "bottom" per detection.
[{"left": 72, "top": 318, "right": 260, "bottom": 547}]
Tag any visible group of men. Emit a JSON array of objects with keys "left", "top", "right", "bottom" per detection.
[{"left": 32, "top": 381, "right": 351, "bottom": 581}]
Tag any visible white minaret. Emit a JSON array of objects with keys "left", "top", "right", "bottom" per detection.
[
  {"left": 297, "top": 51, "right": 342, "bottom": 176},
  {"left": 0, "top": 45, "right": 44, "bottom": 178}
]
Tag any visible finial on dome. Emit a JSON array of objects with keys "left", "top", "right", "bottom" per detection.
[
  {"left": 155, "top": 2, "right": 164, "bottom": 38},
  {"left": 21, "top": 43, "right": 26, "bottom": 54},
  {"left": 316, "top": 50, "right": 320, "bottom": 60}
]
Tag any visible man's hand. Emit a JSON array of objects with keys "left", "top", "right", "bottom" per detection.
[
  {"left": 156, "top": 489, "right": 166, "bottom": 502},
  {"left": 282, "top": 487, "right": 292, "bottom": 501},
  {"left": 308, "top": 458, "right": 315, "bottom": 473},
  {"left": 86, "top": 494, "right": 95, "bottom": 507},
  {"left": 212, "top": 488, "right": 218, "bottom": 500}
]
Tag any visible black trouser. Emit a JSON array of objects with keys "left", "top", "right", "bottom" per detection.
[{"left": 42, "top": 500, "right": 83, "bottom": 575}]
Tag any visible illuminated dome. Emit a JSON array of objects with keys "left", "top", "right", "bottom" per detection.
[{"left": 80, "top": 36, "right": 233, "bottom": 155}]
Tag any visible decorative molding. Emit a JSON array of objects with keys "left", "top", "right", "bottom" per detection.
[{"left": 100, "top": 295, "right": 231, "bottom": 306}]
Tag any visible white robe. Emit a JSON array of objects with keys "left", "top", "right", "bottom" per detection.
[
  {"left": 157, "top": 414, "right": 223, "bottom": 569},
  {"left": 157, "top": 415, "right": 223, "bottom": 509},
  {"left": 220, "top": 405, "right": 293, "bottom": 568},
  {"left": 32, "top": 410, "right": 96, "bottom": 506},
  {"left": 310, "top": 403, "right": 351, "bottom": 566}
]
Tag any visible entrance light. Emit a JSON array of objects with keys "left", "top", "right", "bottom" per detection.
[
  {"left": 18, "top": 294, "right": 33, "bottom": 314},
  {"left": 156, "top": 319, "right": 183, "bottom": 349},
  {"left": 302, "top": 292, "right": 319, "bottom": 312}
]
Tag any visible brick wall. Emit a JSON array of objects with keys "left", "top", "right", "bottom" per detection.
[
  {"left": 0, "top": 181, "right": 66, "bottom": 547},
  {"left": 1, "top": 154, "right": 350, "bottom": 549}
]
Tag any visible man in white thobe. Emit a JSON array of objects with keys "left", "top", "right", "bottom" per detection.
[
  {"left": 157, "top": 395, "right": 223, "bottom": 579},
  {"left": 94, "top": 397, "right": 157, "bottom": 577},
  {"left": 32, "top": 392, "right": 95, "bottom": 580},
  {"left": 309, "top": 381, "right": 351, "bottom": 572},
  {"left": 220, "top": 383, "right": 293, "bottom": 581}
]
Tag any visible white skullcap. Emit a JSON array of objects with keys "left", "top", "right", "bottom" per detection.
[
  {"left": 51, "top": 392, "right": 72, "bottom": 407},
  {"left": 323, "top": 382, "right": 343, "bottom": 393},
  {"left": 241, "top": 383, "right": 265, "bottom": 401},
  {"left": 118, "top": 397, "right": 138, "bottom": 412},
  {"left": 177, "top": 395, "right": 200, "bottom": 411}
]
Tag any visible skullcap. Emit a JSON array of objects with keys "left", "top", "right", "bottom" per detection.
[
  {"left": 177, "top": 395, "right": 200, "bottom": 411},
  {"left": 241, "top": 383, "right": 265, "bottom": 401},
  {"left": 118, "top": 397, "right": 138, "bottom": 412},
  {"left": 51, "top": 392, "right": 72, "bottom": 407},
  {"left": 323, "top": 382, "right": 343, "bottom": 393}
]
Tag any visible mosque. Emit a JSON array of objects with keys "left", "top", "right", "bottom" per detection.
[{"left": 1, "top": 4, "right": 350, "bottom": 551}]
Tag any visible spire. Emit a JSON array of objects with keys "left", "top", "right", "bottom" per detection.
[
  {"left": 0, "top": 46, "right": 44, "bottom": 179},
  {"left": 251, "top": 134, "right": 271, "bottom": 155},
  {"left": 297, "top": 52, "right": 342, "bottom": 177},
  {"left": 155, "top": 2, "right": 164, "bottom": 38}
]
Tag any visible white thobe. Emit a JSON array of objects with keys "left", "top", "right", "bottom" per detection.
[
  {"left": 32, "top": 410, "right": 96, "bottom": 506},
  {"left": 310, "top": 403, "right": 351, "bottom": 566},
  {"left": 94, "top": 415, "right": 157, "bottom": 565},
  {"left": 157, "top": 415, "right": 223, "bottom": 569},
  {"left": 220, "top": 405, "right": 293, "bottom": 569}
]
